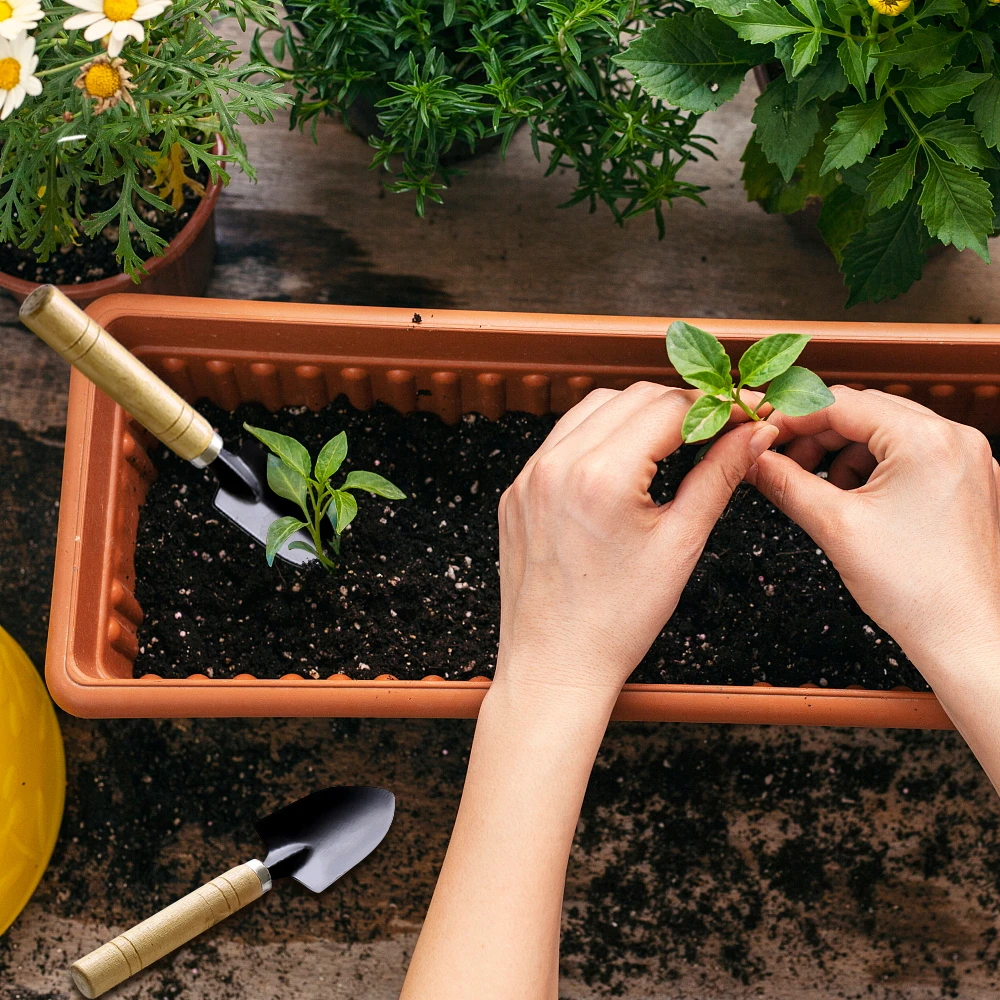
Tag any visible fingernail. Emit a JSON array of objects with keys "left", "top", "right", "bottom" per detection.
[{"left": 750, "top": 424, "right": 779, "bottom": 459}]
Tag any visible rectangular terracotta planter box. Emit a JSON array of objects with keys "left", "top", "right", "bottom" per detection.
[{"left": 46, "top": 294, "right": 1000, "bottom": 725}]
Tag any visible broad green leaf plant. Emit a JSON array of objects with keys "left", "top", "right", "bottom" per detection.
[
  {"left": 244, "top": 423, "right": 406, "bottom": 571},
  {"left": 255, "top": 0, "right": 713, "bottom": 232},
  {"left": 0, "top": 0, "right": 287, "bottom": 279},
  {"left": 667, "top": 321, "right": 834, "bottom": 441},
  {"left": 618, "top": 0, "right": 1000, "bottom": 306}
]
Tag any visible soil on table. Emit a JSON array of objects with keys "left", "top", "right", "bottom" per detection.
[
  {"left": 0, "top": 170, "right": 206, "bottom": 286},
  {"left": 134, "top": 400, "right": 930, "bottom": 691}
]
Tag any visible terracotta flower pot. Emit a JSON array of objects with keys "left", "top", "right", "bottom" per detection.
[
  {"left": 45, "top": 294, "right": 1000, "bottom": 724},
  {"left": 0, "top": 142, "right": 224, "bottom": 308}
]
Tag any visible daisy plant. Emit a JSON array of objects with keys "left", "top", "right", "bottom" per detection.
[
  {"left": 667, "top": 321, "right": 834, "bottom": 442},
  {"left": 0, "top": 0, "right": 288, "bottom": 278},
  {"left": 243, "top": 423, "right": 406, "bottom": 572},
  {"left": 618, "top": 0, "right": 1000, "bottom": 306}
]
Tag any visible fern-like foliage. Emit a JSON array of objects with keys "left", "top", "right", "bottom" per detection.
[
  {"left": 1, "top": 0, "right": 288, "bottom": 278},
  {"left": 257, "top": 0, "right": 712, "bottom": 231}
]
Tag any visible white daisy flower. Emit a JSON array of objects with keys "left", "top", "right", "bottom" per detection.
[
  {"left": 0, "top": 0, "right": 43, "bottom": 41},
  {"left": 63, "top": 0, "right": 171, "bottom": 58},
  {"left": 0, "top": 32, "right": 41, "bottom": 120}
]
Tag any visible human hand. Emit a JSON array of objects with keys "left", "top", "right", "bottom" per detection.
[
  {"left": 745, "top": 387, "right": 1000, "bottom": 673},
  {"left": 494, "top": 382, "right": 778, "bottom": 712}
]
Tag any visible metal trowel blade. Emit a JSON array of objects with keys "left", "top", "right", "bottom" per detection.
[
  {"left": 213, "top": 438, "right": 316, "bottom": 566},
  {"left": 255, "top": 787, "right": 396, "bottom": 893}
]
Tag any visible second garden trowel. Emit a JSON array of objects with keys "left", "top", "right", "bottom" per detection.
[
  {"left": 69, "top": 786, "right": 396, "bottom": 998},
  {"left": 19, "top": 284, "right": 315, "bottom": 565}
]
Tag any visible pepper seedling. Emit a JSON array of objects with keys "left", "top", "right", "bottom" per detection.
[
  {"left": 667, "top": 322, "right": 835, "bottom": 443},
  {"left": 244, "top": 424, "right": 405, "bottom": 571}
]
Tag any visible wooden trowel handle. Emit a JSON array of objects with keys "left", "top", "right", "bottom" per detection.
[
  {"left": 19, "top": 285, "right": 220, "bottom": 465},
  {"left": 70, "top": 861, "right": 270, "bottom": 998}
]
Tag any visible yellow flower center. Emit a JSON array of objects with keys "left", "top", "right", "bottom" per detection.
[
  {"left": 85, "top": 62, "right": 120, "bottom": 98},
  {"left": 0, "top": 57, "right": 20, "bottom": 91},
  {"left": 0, "top": 3, "right": 13, "bottom": 22},
  {"left": 102, "top": 0, "right": 138, "bottom": 20}
]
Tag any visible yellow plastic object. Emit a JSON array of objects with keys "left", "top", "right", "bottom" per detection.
[{"left": 0, "top": 626, "right": 65, "bottom": 935}]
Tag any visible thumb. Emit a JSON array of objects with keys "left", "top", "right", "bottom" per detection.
[
  {"left": 745, "top": 448, "right": 845, "bottom": 538},
  {"left": 664, "top": 422, "right": 779, "bottom": 544}
]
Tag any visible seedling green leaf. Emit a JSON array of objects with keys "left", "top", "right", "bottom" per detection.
[
  {"left": 738, "top": 333, "right": 810, "bottom": 385},
  {"left": 245, "top": 424, "right": 312, "bottom": 479},
  {"left": 669, "top": 324, "right": 832, "bottom": 442},
  {"left": 667, "top": 321, "right": 733, "bottom": 392},
  {"left": 762, "top": 366, "right": 836, "bottom": 414},
  {"left": 682, "top": 395, "right": 732, "bottom": 442},
  {"left": 246, "top": 424, "right": 405, "bottom": 573},
  {"left": 266, "top": 454, "right": 309, "bottom": 512},
  {"left": 329, "top": 490, "right": 359, "bottom": 534},
  {"left": 342, "top": 471, "right": 408, "bottom": 499},
  {"left": 266, "top": 517, "right": 308, "bottom": 567},
  {"left": 315, "top": 432, "right": 348, "bottom": 483}
]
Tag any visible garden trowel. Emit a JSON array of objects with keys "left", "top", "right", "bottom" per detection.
[
  {"left": 69, "top": 786, "right": 395, "bottom": 999},
  {"left": 18, "top": 284, "right": 314, "bottom": 564}
]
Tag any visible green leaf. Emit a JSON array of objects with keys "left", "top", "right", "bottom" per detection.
[
  {"left": 795, "top": 44, "right": 849, "bottom": 104},
  {"left": 265, "top": 516, "right": 308, "bottom": 567},
  {"left": 681, "top": 395, "right": 732, "bottom": 443},
  {"left": 920, "top": 118, "right": 998, "bottom": 169},
  {"left": 327, "top": 490, "right": 359, "bottom": 535},
  {"left": 722, "top": 0, "right": 813, "bottom": 44},
  {"left": 288, "top": 540, "right": 319, "bottom": 557},
  {"left": 243, "top": 423, "right": 312, "bottom": 479},
  {"left": 791, "top": 31, "right": 823, "bottom": 76},
  {"left": 914, "top": 0, "right": 965, "bottom": 20},
  {"left": 838, "top": 38, "right": 870, "bottom": 100},
  {"left": 341, "top": 471, "right": 407, "bottom": 499},
  {"left": 817, "top": 183, "right": 866, "bottom": 263},
  {"left": 691, "top": 0, "right": 756, "bottom": 14},
  {"left": 315, "top": 431, "right": 348, "bottom": 483},
  {"left": 613, "top": 10, "right": 760, "bottom": 114},
  {"left": 885, "top": 25, "right": 961, "bottom": 78},
  {"left": 763, "top": 367, "right": 835, "bottom": 415},
  {"left": 752, "top": 75, "right": 821, "bottom": 182},
  {"left": 266, "top": 454, "right": 309, "bottom": 512},
  {"left": 899, "top": 68, "right": 990, "bottom": 117},
  {"left": 918, "top": 149, "right": 994, "bottom": 260},
  {"left": 821, "top": 98, "right": 887, "bottom": 174},
  {"left": 666, "top": 321, "right": 734, "bottom": 392},
  {"left": 841, "top": 190, "right": 928, "bottom": 306},
  {"left": 970, "top": 76, "right": 1000, "bottom": 151},
  {"left": 738, "top": 334, "right": 811, "bottom": 386},
  {"left": 866, "top": 141, "right": 919, "bottom": 212},
  {"left": 443, "top": 0, "right": 455, "bottom": 25},
  {"left": 788, "top": 0, "right": 823, "bottom": 27}
]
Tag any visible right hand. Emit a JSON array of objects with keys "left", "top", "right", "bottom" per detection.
[{"left": 745, "top": 386, "right": 1000, "bottom": 672}]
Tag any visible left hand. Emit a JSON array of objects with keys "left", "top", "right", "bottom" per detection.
[{"left": 495, "top": 382, "right": 778, "bottom": 712}]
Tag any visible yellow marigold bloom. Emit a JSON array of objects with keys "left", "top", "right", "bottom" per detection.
[
  {"left": 74, "top": 54, "right": 136, "bottom": 114},
  {"left": 868, "top": 0, "right": 911, "bottom": 13}
]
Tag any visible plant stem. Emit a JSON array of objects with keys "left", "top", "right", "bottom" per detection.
[{"left": 732, "top": 388, "right": 761, "bottom": 422}]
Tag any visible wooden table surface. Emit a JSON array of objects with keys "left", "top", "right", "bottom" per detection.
[{"left": 3, "top": 76, "right": 1000, "bottom": 1000}]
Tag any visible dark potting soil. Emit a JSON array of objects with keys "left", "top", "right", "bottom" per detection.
[
  {"left": 133, "top": 400, "right": 929, "bottom": 691},
  {"left": 0, "top": 170, "right": 206, "bottom": 286}
]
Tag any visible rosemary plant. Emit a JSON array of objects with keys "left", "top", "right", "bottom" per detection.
[{"left": 259, "top": 0, "right": 713, "bottom": 232}]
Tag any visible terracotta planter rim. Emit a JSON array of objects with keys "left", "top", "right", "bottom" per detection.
[{"left": 45, "top": 295, "right": 1000, "bottom": 725}]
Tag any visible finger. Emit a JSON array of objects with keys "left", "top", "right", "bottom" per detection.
[
  {"left": 662, "top": 422, "right": 779, "bottom": 554},
  {"left": 782, "top": 429, "right": 853, "bottom": 472},
  {"left": 827, "top": 442, "right": 877, "bottom": 490},
  {"left": 524, "top": 387, "right": 622, "bottom": 466},
  {"left": 745, "top": 449, "right": 848, "bottom": 538},
  {"left": 764, "top": 386, "right": 934, "bottom": 462}
]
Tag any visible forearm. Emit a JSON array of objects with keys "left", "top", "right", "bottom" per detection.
[
  {"left": 400, "top": 668, "right": 614, "bottom": 1000},
  {"left": 913, "top": 633, "right": 1000, "bottom": 793}
]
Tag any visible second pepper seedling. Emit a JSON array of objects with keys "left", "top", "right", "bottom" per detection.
[{"left": 667, "top": 322, "right": 835, "bottom": 443}]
